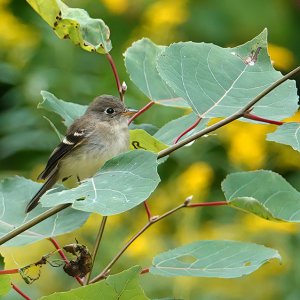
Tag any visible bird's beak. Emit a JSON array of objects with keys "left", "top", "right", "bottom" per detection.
[{"left": 122, "top": 108, "right": 138, "bottom": 117}]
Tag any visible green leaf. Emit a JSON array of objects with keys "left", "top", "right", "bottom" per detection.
[
  {"left": 40, "top": 266, "right": 149, "bottom": 300},
  {"left": 222, "top": 170, "right": 300, "bottom": 222},
  {"left": 227, "top": 197, "right": 280, "bottom": 221},
  {"left": 130, "top": 129, "right": 168, "bottom": 152},
  {"left": 0, "top": 255, "right": 11, "bottom": 296},
  {"left": 157, "top": 29, "right": 298, "bottom": 119},
  {"left": 0, "top": 177, "right": 90, "bottom": 246},
  {"left": 267, "top": 122, "right": 300, "bottom": 152},
  {"left": 39, "top": 91, "right": 87, "bottom": 127},
  {"left": 154, "top": 113, "right": 208, "bottom": 145},
  {"left": 150, "top": 240, "right": 280, "bottom": 278},
  {"left": 27, "top": 0, "right": 112, "bottom": 54},
  {"left": 124, "top": 38, "right": 189, "bottom": 108},
  {"left": 41, "top": 150, "right": 160, "bottom": 216}
]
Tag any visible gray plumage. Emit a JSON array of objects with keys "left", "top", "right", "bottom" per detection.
[{"left": 26, "top": 95, "right": 136, "bottom": 213}]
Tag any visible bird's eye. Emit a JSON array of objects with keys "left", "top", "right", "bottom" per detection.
[{"left": 105, "top": 107, "right": 115, "bottom": 114}]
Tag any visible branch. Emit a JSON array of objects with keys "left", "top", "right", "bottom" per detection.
[
  {"left": 11, "top": 283, "right": 31, "bottom": 300},
  {"left": 85, "top": 216, "right": 108, "bottom": 284},
  {"left": 89, "top": 197, "right": 227, "bottom": 283},
  {"left": 0, "top": 204, "right": 71, "bottom": 245},
  {"left": 157, "top": 65, "right": 300, "bottom": 159}
]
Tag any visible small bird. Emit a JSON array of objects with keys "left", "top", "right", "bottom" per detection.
[{"left": 25, "top": 95, "right": 137, "bottom": 213}]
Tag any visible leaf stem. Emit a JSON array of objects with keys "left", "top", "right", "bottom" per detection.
[
  {"left": 11, "top": 283, "right": 31, "bottom": 300},
  {"left": 85, "top": 216, "right": 108, "bottom": 284},
  {"left": 243, "top": 113, "right": 284, "bottom": 125},
  {"left": 143, "top": 201, "right": 152, "bottom": 220},
  {"left": 187, "top": 201, "right": 227, "bottom": 207},
  {"left": 128, "top": 101, "right": 155, "bottom": 124},
  {"left": 174, "top": 117, "right": 202, "bottom": 144},
  {"left": 0, "top": 268, "right": 19, "bottom": 275},
  {"left": 106, "top": 53, "right": 124, "bottom": 101},
  {"left": 0, "top": 204, "right": 71, "bottom": 246},
  {"left": 157, "top": 65, "right": 300, "bottom": 159}
]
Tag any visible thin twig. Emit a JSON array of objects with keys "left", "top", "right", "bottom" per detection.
[
  {"left": 174, "top": 117, "right": 202, "bottom": 144},
  {"left": 0, "top": 204, "right": 71, "bottom": 246},
  {"left": 89, "top": 198, "right": 227, "bottom": 283},
  {"left": 158, "top": 65, "right": 300, "bottom": 159},
  {"left": 128, "top": 101, "right": 155, "bottom": 124},
  {"left": 11, "top": 283, "right": 31, "bottom": 300},
  {"left": 106, "top": 53, "right": 124, "bottom": 101},
  {"left": 243, "top": 113, "right": 284, "bottom": 125},
  {"left": 48, "top": 237, "right": 83, "bottom": 285},
  {"left": 85, "top": 216, "right": 108, "bottom": 284}
]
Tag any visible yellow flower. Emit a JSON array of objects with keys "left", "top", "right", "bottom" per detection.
[
  {"left": 221, "top": 122, "right": 270, "bottom": 170},
  {"left": 0, "top": 0, "right": 38, "bottom": 66},
  {"left": 133, "top": 0, "right": 188, "bottom": 43},
  {"left": 177, "top": 162, "right": 214, "bottom": 199},
  {"left": 268, "top": 43, "right": 295, "bottom": 71},
  {"left": 100, "top": 0, "right": 129, "bottom": 15}
]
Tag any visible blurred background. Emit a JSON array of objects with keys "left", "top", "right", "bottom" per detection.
[{"left": 1, "top": 0, "right": 300, "bottom": 299}]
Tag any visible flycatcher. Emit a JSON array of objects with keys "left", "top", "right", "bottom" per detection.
[{"left": 25, "top": 95, "right": 137, "bottom": 213}]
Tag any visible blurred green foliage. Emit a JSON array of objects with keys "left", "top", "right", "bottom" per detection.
[{"left": 1, "top": 0, "right": 300, "bottom": 299}]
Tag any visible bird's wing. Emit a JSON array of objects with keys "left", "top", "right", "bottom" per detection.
[{"left": 38, "top": 128, "right": 92, "bottom": 180}]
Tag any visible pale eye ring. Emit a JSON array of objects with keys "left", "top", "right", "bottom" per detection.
[{"left": 105, "top": 107, "right": 115, "bottom": 114}]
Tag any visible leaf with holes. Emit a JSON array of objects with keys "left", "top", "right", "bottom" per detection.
[
  {"left": 154, "top": 113, "right": 209, "bottom": 145},
  {"left": 150, "top": 240, "right": 280, "bottom": 278},
  {"left": 27, "top": 0, "right": 112, "bottom": 54},
  {"left": 41, "top": 150, "right": 160, "bottom": 215},
  {"left": 157, "top": 29, "right": 298, "bottom": 119},
  {"left": 267, "top": 122, "right": 300, "bottom": 152},
  {"left": 124, "top": 38, "right": 189, "bottom": 108},
  {"left": 222, "top": 170, "right": 300, "bottom": 222},
  {"left": 0, "top": 177, "right": 90, "bottom": 246},
  {"left": 40, "top": 266, "right": 149, "bottom": 300}
]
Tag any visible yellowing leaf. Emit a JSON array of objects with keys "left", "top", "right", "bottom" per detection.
[
  {"left": 27, "top": 0, "right": 112, "bottom": 54},
  {"left": 130, "top": 129, "right": 168, "bottom": 153}
]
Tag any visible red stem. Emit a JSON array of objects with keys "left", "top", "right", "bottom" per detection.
[
  {"left": 128, "top": 101, "right": 155, "bottom": 124},
  {"left": 106, "top": 53, "right": 123, "bottom": 101},
  {"left": 243, "top": 113, "right": 284, "bottom": 125},
  {"left": 187, "top": 201, "right": 228, "bottom": 207},
  {"left": 143, "top": 201, "right": 152, "bottom": 220},
  {"left": 48, "top": 238, "right": 83, "bottom": 285},
  {"left": 174, "top": 117, "right": 202, "bottom": 144},
  {"left": 0, "top": 268, "right": 19, "bottom": 275},
  {"left": 11, "top": 283, "right": 31, "bottom": 300}
]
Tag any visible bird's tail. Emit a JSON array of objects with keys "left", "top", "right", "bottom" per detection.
[{"left": 25, "top": 174, "right": 57, "bottom": 213}]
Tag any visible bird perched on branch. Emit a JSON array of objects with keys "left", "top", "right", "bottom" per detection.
[{"left": 26, "top": 95, "right": 137, "bottom": 213}]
